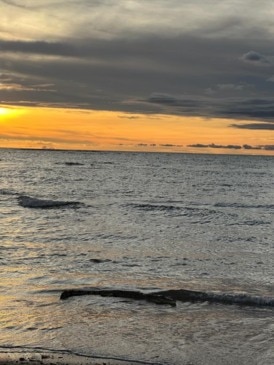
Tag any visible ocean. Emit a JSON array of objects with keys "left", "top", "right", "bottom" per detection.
[{"left": 0, "top": 149, "right": 274, "bottom": 365}]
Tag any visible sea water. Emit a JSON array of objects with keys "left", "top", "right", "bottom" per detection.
[{"left": 0, "top": 149, "right": 274, "bottom": 365}]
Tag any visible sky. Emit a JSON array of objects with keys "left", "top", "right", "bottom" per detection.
[{"left": 1, "top": 0, "right": 274, "bottom": 154}]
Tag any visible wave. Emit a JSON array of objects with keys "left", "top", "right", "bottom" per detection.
[
  {"left": 128, "top": 203, "right": 222, "bottom": 222},
  {"left": 228, "top": 219, "right": 270, "bottom": 226},
  {"left": 0, "top": 188, "right": 19, "bottom": 196},
  {"left": 55, "top": 161, "right": 85, "bottom": 166},
  {"left": 214, "top": 202, "right": 274, "bottom": 209},
  {"left": 17, "top": 195, "right": 82, "bottom": 209},
  {"left": 129, "top": 203, "right": 182, "bottom": 212}
]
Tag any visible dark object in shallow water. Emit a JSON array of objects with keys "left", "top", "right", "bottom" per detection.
[
  {"left": 17, "top": 195, "right": 81, "bottom": 209},
  {"left": 89, "top": 258, "right": 112, "bottom": 263},
  {"left": 60, "top": 288, "right": 274, "bottom": 308},
  {"left": 64, "top": 162, "right": 84, "bottom": 166},
  {"left": 60, "top": 288, "right": 176, "bottom": 306}
]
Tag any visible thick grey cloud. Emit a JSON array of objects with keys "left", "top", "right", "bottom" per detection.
[
  {"left": 144, "top": 93, "right": 274, "bottom": 121},
  {"left": 2, "top": 0, "right": 274, "bottom": 125},
  {"left": 221, "top": 98, "right": 274, "bottom": 120},
  {"left": 0, "top": 39, "right": 76, "bottom": 56}
]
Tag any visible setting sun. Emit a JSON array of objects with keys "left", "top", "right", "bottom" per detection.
[
  {"left": 0, "top": 106, "right": 25, "bottom": 120},
  {"left": 0, "top": 108, "right": 10, "bottom": 116}
]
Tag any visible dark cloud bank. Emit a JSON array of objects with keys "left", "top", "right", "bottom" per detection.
[{"left": 2, "top": 1, "right": 274, "bottom": 130}]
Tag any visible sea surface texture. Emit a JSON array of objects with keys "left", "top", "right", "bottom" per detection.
[{"left": 0, "top": 149, "right": 274, "bottom": 365}]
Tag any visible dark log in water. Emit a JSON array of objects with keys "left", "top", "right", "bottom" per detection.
[
  {"left": 60, "top": 288, "right": 274, "bottom": 308},
  {"left": 60, "top": 288, "right": 176, "bottom": 306}
]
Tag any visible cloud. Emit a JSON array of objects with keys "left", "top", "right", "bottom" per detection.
[
  {"left": 147, "top": 93, "right": 178, "bottom": 105},
  {"left": 241, "top": 51, "right": 271, "bottom": 66},
  {"left": 0, "top": 39, "right": 76, "bottom": 57},
  {"left": 145, "top": 93, "right": 205, "bottom": 116},
  {"left": 187, "top": 143, "right": 274, "bottom": 151},
  {"left": 2, "top": 0, "right": 274, "bottom": 44},
  {"left": 188, "top": 143, "right": 242, "bottom": 150},
  {"left": 136, "top": 143, "right": 158, "bottom": 147},
  {"left": 159, "top": 144, "right": 183, "bottom": 147},
  {"left": 216, "top": 83, "right": 245, "bottom": 91},
  {"left": 1, "top": 0, "right": 27, "bottom": 8},
  {"left": 2, "top": 0, "right": 274, "bottom": 125},
  {"left": 119, "top": 115, "right": 141, "bottom": 120},
  {"left": 242, "top": 144, "right": 262, "bottom": 150},
  {"left": 232, "top": 123, "right": 274, "bottom": 130},
  {"left": 145, "top": 93, "right": 274, "bottom": 121},
  {"left": 222, "top": 98, "right": 274, "bottom": 120}
]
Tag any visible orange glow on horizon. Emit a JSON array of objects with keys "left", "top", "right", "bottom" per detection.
[
  {"left": 0, "top": 107, "right": 24, "bottom": 119},
  {"left": 0, "top": 104, "right": 274, "bottom": 155}
]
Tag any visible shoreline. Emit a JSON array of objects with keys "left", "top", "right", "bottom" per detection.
[{"left": 0, "top": 350, "right": 151, "bottom": 365}]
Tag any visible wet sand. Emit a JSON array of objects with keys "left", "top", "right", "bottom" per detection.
[{"left": 0, "top": 351, "right": 144, "bottom": 365}]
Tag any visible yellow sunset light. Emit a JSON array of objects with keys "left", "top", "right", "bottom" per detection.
[
  {"left": 0, "top": 108, "right": 10, "bottom": 116},
  {"left": 0, "top": 106, "right": 25, "bottom": 119}
]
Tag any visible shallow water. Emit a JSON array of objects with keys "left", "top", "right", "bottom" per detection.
[{"left": 0, "top": 149, "right": 274, "bottom": 364}]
